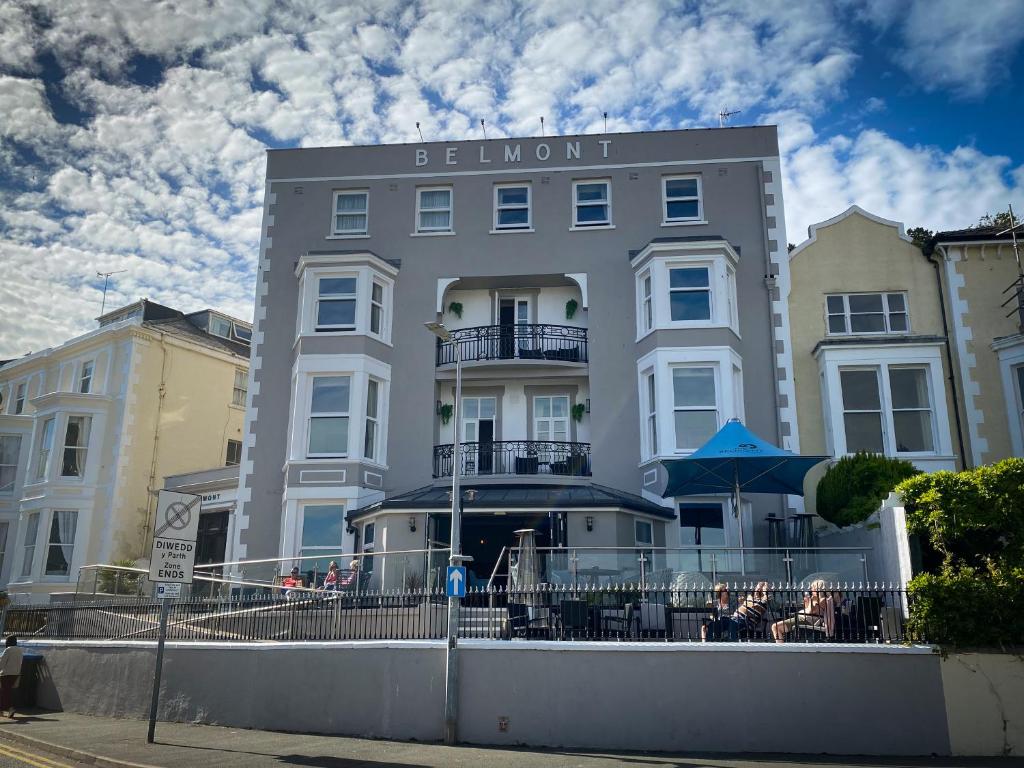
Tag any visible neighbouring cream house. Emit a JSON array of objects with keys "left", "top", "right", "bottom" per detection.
[
  {"left": 788, "top": 207, "right": 962, "bottom": 510},
  {"left": 0, "top": 300, "right": 250, "bottom": 600},
  {"left": 932, "top": 223, "right": 1024, "bottom": 465}
]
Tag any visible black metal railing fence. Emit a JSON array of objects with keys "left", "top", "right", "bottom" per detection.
[
  {"left": 433, "top": 440, "right": 591, "bottom": 478},
  {"left": 436, "top": 324, "right": 588, "bottom": 365}
]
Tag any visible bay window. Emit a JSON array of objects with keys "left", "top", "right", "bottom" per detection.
[
  {"left": 316, "top": 277, "right": 358, "bottom": 331},
  {"left": 61, "top": 416, "right": 91, "bottom": 477},
  {"left": 296, "top": 256, "right": 396, "bottom": 341},
  {"left": 307, "top": 376, "right": 350, "bottom": 458},
  {"left": 840, "top": 369, "right": 885, "bottom": 453},
  {"left": 669, "top": 267, "right": 712, "bottom": 321}
]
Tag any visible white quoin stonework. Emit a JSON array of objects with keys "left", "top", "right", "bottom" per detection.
[{"left": 415, "top": 140, "right": 612, "bottom": 167}]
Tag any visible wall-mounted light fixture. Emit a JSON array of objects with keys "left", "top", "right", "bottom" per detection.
[
  {"left": 586, "top": 515, "right": 594, "bottom": 532},
  {"left": 585, "top": 398, "right": 591, "bottom": 413},
  {"left": 408, "top": 515, "right": 417, "bottom": 533},
  {"left": 346, "top": 524, "right": 356, "bottom": 535}
]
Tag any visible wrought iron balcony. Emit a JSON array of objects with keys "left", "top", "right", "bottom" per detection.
[
  {"left": 435, "top": 324, "right": 588, "bottom": 366},
  {"left": 433, "top": 441, "right": 592, "bottom": 478}
]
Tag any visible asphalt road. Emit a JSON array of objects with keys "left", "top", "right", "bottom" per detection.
[{"left": 0, "top": 740, "right": 88, "bottom": 768}]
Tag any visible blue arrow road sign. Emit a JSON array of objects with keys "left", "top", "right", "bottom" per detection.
[{"left": 447, "top": 566, "right": 466, "bottom": 598}]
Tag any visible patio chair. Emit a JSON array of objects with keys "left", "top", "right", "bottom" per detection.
[
  {"left": 853, "top": 595, "right": 884, "bottom": 643},
  {"left": 506, "top": 602, "right": 549, "bottom": 639},
  {"left": 556, "top": 600, "right": 590, "bottom": 639}
]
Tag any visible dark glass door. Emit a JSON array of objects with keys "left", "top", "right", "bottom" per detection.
[{"left": 196, "top": 510, "right": 229, "bottom": 565}]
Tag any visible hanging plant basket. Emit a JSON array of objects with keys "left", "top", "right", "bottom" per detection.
[
  {"left": 571, "top": 403, "right": 585, "bottom": 422},
  {"left": 565, "top": 298, "right": 579, "bottom": 320},
  {"left": 448, "top": 302, "right": 463, "bottom": 319},
  {"left": 439, "top": 403, "right": 454, "bottom": 425}
]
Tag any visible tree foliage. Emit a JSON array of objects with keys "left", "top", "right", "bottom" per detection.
[
  {"left": 906, "top": 226, "right": 933, "bottom": 251},
  {"left": 975, "top": 210, "right": 1014, "bottom": 230},
  {"left": 815, "top": 453, "right": 920, "bottom": 527}
]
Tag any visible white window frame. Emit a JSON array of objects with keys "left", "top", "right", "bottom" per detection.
[
  {"left": 315, "top": 275, "right": 359, "bottom": 332},
  {"left": 640, "top": 271, "right": 653, "bottom": 333},
  {"left": 361, "top": 520, "right": 375, "bottom": 573},
  {"left": 415, "top": 186, "right": 454, "bottom": 234},
  {"left": 209, "top": 315, "right": 233, "bottom": 339},
  {"left": 671, "top": 366, "right": 720, "bottom": 453},
  {"left": 0, "top": 434, "right": 21, "bottom": 494},
  {"left": 533, "top": 395, "right": 570, "bottom": 443},
  {"left": 232, "top": 368, "right": 247, "bottom": 406},
  {"left": 995, "top": 340, "right": 1024, "bottom": 457},
  {"left": 826, "top": 292, "right": 910, "bottom": 336},
  {"left": 364, "top": 378, "right": 380, "bottom": 462},
  {"left": 59, "top": 415, "right": 91, "bottom": 479},
  {"left": 662, "top": 174, "right": 704, "bottom": 225},
  {"left": 636, "top": 347, "right": 743, "bottom": 462},
  {"left": 298, "top": 503, "right": 346, "bottom": 572},
  {"left": 668, "top": 265, "right": 713, "bottom": 323},
  {"left": 20, "top": 511, "right": 39, "bottom": 579},
  {"left": 330, "top": 189, "right": 369, "bottom": 237},
  {"left": 225, "top": 439, "right": 242, "bottom": 466},
  {"left": 493, "top": 183, "right": 532, "bottom": 232},
  {"left": 571, "top": 179, "right": 612, "bottom": 229},
  {"left": 295, "top": 257, "right": 396, "bottom": 343},
  {"left": 306, "top": 376, "right": 352, "bottom": 459},
  {"left": 35, "top": 417, "right": 55, "bottom": 481},
  {"left": 79, "top": 361, "right": 94, "bottom": 394},
  {"left": 642, "top": 370, "right": 657, "bottom": 461},
  {"left": 369, "top": 279, "right": 386, "bottom": 340},
  {"left": 43, "top": 509, "right": 78, "bottom": 579},
  {"left": 817, "top": 344, "right": 953, "bottom": 468},
  {"left": 14, "top": 383, "right": 26, "bottom": 415}
]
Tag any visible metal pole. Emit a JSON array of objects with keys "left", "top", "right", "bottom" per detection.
[
  {"left": 443, "top": 341, "right": 463, "bottom": 745},
  {"left": 147, "top": 599, "right": 171, "bottom": 744},
  {"left": 734, "top": 464, "right": 746, "bottom": 574}
]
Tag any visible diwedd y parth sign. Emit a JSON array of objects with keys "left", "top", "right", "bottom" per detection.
[
  {"left": 149, "top": 490, "right": 201, "bottom": 583},
  {"left": 414, "top": 138, "right": 613, "bottom": 167}
]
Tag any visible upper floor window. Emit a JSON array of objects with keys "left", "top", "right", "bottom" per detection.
[
  {"left": 416, "top": 187, "right": 453, "bottom": 233},
  {"left": 316, "top": 277, "right": 357, "bottom": 332},
  {"left": 36, "top": 418, "right": 55, "bottom": 480},
  {"left": 232, "top": 369, "right": 247, "bottom": 406},
  {"left": 209, "top": 315, "right": 232, "bottom": 339},
  {"left": 840, "top": 366, "right": 934, "bottom": 454},
  {"left": 370, "top": 281, "right": 385, "bottom": 338},
  {"left": 79, "top": 361, "right": 94, "bottom": 394},
  {"left": 226, "top": 439, "right": 242, "bottom": 466},
  {"left": 364, "top": 378, "right": 380, "bottom": 461},
  {"left": 641, "top": 275, "right": 653, "bottom": 332},
  {"left": 673, "top": 367, "right": 718, "bottom": 451},
  {"left": 669, "top": 267, "right": 711, "bottom": 321},
  {"left": 45, "top": 510, "right": 77, "bottom": 577},
  {"left": 572, "top": 180, "right": 611, "bottom": 227},
  {"left": 494, "top": 184, "right": 531, "bottom": 231},
  {"left": 21, "top": 512, "right": 39, "bottom": 579},
  {"left": 332, "top": 190, "right": 369, "bottom": 236},
  {"left": 300, "top": 503, "right": 345, "bottom": 573},
  {"left": 827, "top": 293, "right": 908, "bottom": 335},
  {"left": 643, "top": 371, "right": 657, "bottom": 459},
  {"left": 61, "top": 416, "right": 91, "bottom": 478},
  {"left": 308, "top": 376, "right": 350, "bottom": 458},
  {"left": 14, "top": 383, "right": 26, "bottom": 415},
  {"left": 663, "top": 175, "right": 703, "bottom": 223},
  {"left": 634, "top": 519, "right": 653, "bottom": 548},
  {"left": 0, "top": 435, "right": 21, "bottom": 493}
]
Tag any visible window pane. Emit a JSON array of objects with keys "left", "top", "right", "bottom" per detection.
[
  {"left": 675, "top": 410, "right": 718, "bottom": 450},
  {"left": 535, "top": 398, "right": 550, "bottom": 418},
  {"left": 479, "top": 398, "right": 496, "bottom": 419},
  {"left": 840, "top": 370, "right": 881, "bottom": 410},
  {"left": 335, "top": 214, "right": 367, "bottom": 232},
  {"left": 886, "top": 294, "right": 906, "bottom": 311},
  {"left": 463, "top": 399, "right": 478, "bottom": 419},
  {"left": 850, "top": 313, "right": 886, "bottom": 333},
  {"left": 673, "top": 368, "right": 715, "bottom": 406},
  {"left": 302, "top": 505, "right": 344, "bottom": 548},
  {"left": 308, "top": 417, "right": 348, "bottom": 454},
  {"left": 827, "top": 315, "right": 848, "bottom": 334},
  {"left": 311, "top": 377, "right": 350, "bottom": 414},
  {"left": 843, "top": 412, "right": 885, "bottom": 453},
  {"left": 669, "top": 268, "right": 709, "bottom": 289},
  {"left": 552, "top": 397, "right": 568, "bottom": 417},
  {"left": 45, "top": 511, "right": 77, "bottom": 576},
  {"left": 635, "top": 520, "right": 653, "bottom": 544},
  {"left": 848, "top": 294, "right": 884, "bottom": 313},
  {"left": 497, "top": 208, "right": 529, "bottom": 227},
  {"left": 336, "top": 193, "right": 366, "bottom": 212},
  {"left": 371, "top": 304, "right": 382, "bottom": 334},
  {"left": 419, "top": 211, "right": 451, "bottom": 229},
  {"left": 670, "top": 291, "right": 711, "bottom": 321},
  {"left": 366, "top": 379, "right": 379, "bottom": 418},
  {"left": 319, "top": 278, "right": 356, "bottom": 296},
  {"left": 1017, "top": 366, "right": 1024, "bottom": 404},
  {"left": 576, "top": 183, "right": 607, "bottom": 202},
  {"left": 894, "top": 412, "right": 934, "bottom": 452},
  {"left": 665, "top": 178, "right": 698, "bottom": 198},
  {"left": 826, "top": 295, "right": 845, "bottom": 313},
  {"left": 420, "top": 190, "right": 450, "bottom": 208},
  {"left": 317, "top": 299, "right": 356, "bottom": 327},
  {"left": 888, "top": 313, "right": 908, "bottom": 332},
  {"left": 498, "top": 187, "right": 528, "bottom": 205},
  {"left": 889, "top": 368, "right": 929, "bottom": 409},
  {"left": 666, "top": 200, "right": 699, "bottom": 219},
  {"left": 371, "top": 283, "right": 383, "bottom": 303},
  {"left": 576, "top": 204, "right": 607, "bottom": 223}
]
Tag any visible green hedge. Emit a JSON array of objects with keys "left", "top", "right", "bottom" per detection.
[
  {"left": 899, "top": 458, "right": 1024, "bottom": 647},
  {"left": 815, "top": 453, "right": 920, "bottom": 527}
]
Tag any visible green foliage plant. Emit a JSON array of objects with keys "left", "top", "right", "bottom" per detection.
[
  {"left": 447, "top": 301, "right": 463, "bottom": 319},
  {"left": 816, "top": 452, "right": 920, "bottom": 527},
  {"left": 565, "top": 298, "right": 578, "bottom": 319}
]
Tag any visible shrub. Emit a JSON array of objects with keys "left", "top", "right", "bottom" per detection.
[
  {"left": 96, "top": 558, "right": 143, "bottom": 595},
  {"left": 815, "top": 453, "right": 920, "bottom": 527}
]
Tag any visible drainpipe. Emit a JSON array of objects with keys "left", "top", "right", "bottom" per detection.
[
  {"left": 141, "top": 333, "right": 170, "bottom": 557},
  {"left": 924, "top": 242, "right": 969, "bottom": 469}
]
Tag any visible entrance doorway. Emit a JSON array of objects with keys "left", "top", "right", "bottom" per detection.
[
  {"left": 498, "top": 297, "right": 529, "bottom": 359},
  {"left": 196, "top": 510, "right": 229, "bottom": 566}
]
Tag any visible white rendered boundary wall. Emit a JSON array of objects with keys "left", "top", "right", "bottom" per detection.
[{"left": 22, "top": 639, "right": 1024, "bottom": 756}]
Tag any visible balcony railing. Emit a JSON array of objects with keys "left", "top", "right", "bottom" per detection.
[
  {"left": 435, "top": 324, "right": 588, "bottom": 366},
  {"left": 433, "top": 441, "right": 591, "bottom": 478}
]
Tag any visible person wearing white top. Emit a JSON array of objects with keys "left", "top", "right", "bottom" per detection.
[{"left": 0, "top": 636, "right": 24, "bottom": 718}]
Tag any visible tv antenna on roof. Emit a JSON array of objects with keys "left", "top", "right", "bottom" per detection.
[
  {"left": 540, "top": 116, "right": 545, "bottom": 136},
  {"left": 416, "top": 122, "right": 424, "bottom": 142},
  {"left": 718, "top": 108, "right": 741, "bottom": 127},
  {"left": 603, "top": 112, "right": 608, "bottom": 133},
  {"left": 97, "top": 270, "right": 127, "bottom": 316},
  {"left": 481, "top": 119, "right": 487, "bottom": 139}
]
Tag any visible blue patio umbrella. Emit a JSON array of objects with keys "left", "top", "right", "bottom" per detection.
[{"left": 660, "top": 419, "right": 829, "bottom": 566}]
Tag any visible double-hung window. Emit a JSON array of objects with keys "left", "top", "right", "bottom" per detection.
[
  {"left": 364, "top": 379, "right": 380, "bottom": 461},
  {"left": 307, "top": 376, "right": 350, "bottom": 458},
  {"left": 644, "top": 372, "right": 658, "bottom": 458},
  {"left": 534, "top": 396, "right": 570, "bottom": 447},
  {"left": 839, "top": 366, "right": 935, "bottom": 454},
  {"left": 45, "top": 510, "right": 77, "bottom": 577},
  {"left": 663, "top": 175, "right": 702, "bottom": 223},
  {"left": 494, "top": 184, "right": 531, "bottom": 230},
  {"left": 21, "top": 512, "right": 39, "bottom": 579},
  {"left": 300, "top": 504, "right": 344, "bottom": 574},
  {"left": 36, "top": 418, "right": 55, "bottom": 480},
  {"left": 827, "top": 293, "right": 908, "bottom": 335},
  {"left": 840, "top": 369, "right": 884, "bottom": 453},
  {"left": 225, "top": 439, "right": 242, "bottom": 466},
  {"left": 370, "top": 281, "right": 385, "bottom": 337},
  {"left": 232, "top": 368, "right": 247, "bottom": 406},
  {"left": 79, "top": 361, "right": 94, "bottom": 394},
  {"left": 61, "top": 416, "right": 91, "bottom": 477},
  {"left": 0, "top": 435, "right": 21, "bottom": 493},
  {"left": 669, "top": 267, "right": 712, "bottom": 321},
  {"left": 641, "top": 274, "right": 653, "bottom": 332},
  {"left": 316, "top": 277, "right": 357, "bottom": 331},
  {"left": 332, "top": 191, "right": 368, "bottom": 236},
  {"left": 572, "top": 180, "right": 611, "bottom": 227},
  {"left": 361, "top": 521, "right": 375, "bottom": 573},
  {"left": 416, "top": 187, "right": 453, "bottom": 233},
  {"left": 209, "top": 315, "right": 232, "bottom": 338},
  {"left": 14, "top": 383, "right": 25, "bottom": 415},
  {"left": 672, "top": 367, "right": 718, "bottom": 451},
  {"left": 889, "top": 367, "right": 934, "bottom": 452}
]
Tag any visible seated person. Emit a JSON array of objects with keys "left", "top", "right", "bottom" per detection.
[
  {"left": 701, "top": 583, "right": 732, "bottom": 641},
  {"left": 337, "top": 558, "right": 361, "bottom": 589},
  {"left": 729, "top": 581, "right": 771, "bottom": 640},
  {"left": 322, "top": 561, "right": 339, "bottom": 591},
  {"left": 771, "top": 579, "right": 834, "bottom": 643},
  {"left": 282, "top": 566, "right": 304, "bottom": 600}
]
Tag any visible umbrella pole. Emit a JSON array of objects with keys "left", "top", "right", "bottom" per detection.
[{"left": 734, "top": 464, "right": 746, "bottom": 575}]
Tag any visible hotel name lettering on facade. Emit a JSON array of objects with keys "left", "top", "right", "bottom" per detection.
[{"left": 415, "top": 139, "right": 613, "bottom": 167}]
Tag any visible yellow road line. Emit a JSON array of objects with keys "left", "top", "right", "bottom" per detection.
[{"left": 0, "top": 740, "right": 74, "bottom": 768}]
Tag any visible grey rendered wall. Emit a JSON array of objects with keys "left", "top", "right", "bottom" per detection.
[{"left": 242, "top": 128, "right": 785, "bottom": 561}]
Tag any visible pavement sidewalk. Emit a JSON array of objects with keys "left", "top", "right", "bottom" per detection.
[{"left": 0, "top": 710, "right": 1020, "bottom": 768}]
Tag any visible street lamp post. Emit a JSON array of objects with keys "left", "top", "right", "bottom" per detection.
[{"left": 425, "top": 321, "right": 464, "bottom": 745}]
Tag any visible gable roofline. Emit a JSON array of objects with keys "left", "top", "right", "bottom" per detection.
[{"left": 788, "top": 205, "right": 911, "bottom": 261}]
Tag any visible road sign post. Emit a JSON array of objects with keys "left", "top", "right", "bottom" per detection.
[
  {"left": 446, "top": 566, "right": 466, "bottom": 598},
  {"left": 146, "top": 490, "right": 200, "bottom": 745}
]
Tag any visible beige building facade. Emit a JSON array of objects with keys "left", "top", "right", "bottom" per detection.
[
  {"left": 0, "top": 300, "right": 250, "bottom": 600},
  {"left": 788, "top": 207, "right": 962, "bottom": 506}
]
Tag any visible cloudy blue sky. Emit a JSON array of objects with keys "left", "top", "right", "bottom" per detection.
[{"left": 1, "top": 0, "right": 1023, "bottom": 358}]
